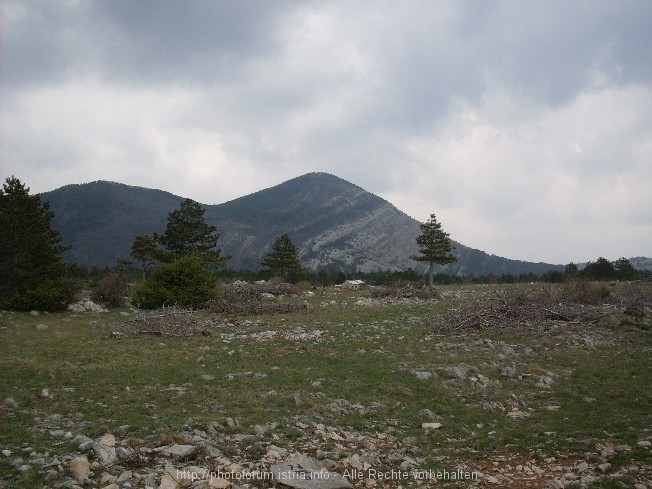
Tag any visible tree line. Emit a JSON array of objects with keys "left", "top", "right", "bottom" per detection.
[{"left": 1, "top": 176, "right": 647, "bottom": 311}]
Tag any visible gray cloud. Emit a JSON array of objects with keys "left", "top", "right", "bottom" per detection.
[{"left": 2, "top": 0, "right": 651, "bottom": 264}]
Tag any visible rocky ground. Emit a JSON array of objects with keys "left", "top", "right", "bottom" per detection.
[
  {"left": 2, "top": 400, "right": 650, "bottom": 489},
  {"left": 1, "top": 284, "right": 651, "bottom": 488}
]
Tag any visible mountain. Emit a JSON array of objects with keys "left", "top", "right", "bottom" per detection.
[
  {"left": 42, "top": 172, "right": 563, "bottom": 275},
  {"left": 629, "top": 257, "right": 652, "bottom": 273}
]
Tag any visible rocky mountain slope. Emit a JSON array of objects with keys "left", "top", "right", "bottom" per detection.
[{"left": 43, "top": 172, "right": 563, "bottom": 275}]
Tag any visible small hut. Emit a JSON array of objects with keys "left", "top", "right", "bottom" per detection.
[{"left": 343, "top": 279, "right": 365, "bottom": 290}]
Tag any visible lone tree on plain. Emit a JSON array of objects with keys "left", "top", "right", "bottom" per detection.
[
  {"left": 411, "top": 213, "right": 457, "bottom": 287},
  {"left": 262, "top": 234, "right": 303, "bottom": 283},
  {"left": 0, "top": 176, "right": 73, "bottom": 310}
]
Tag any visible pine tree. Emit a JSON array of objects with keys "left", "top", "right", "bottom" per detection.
[
  {"left": 411, "top": 214, "right": 457, "bottom": 287},
  {"left": 0, "top": 177, "right": 73, "bottom": 310},
  {"left": 156, "top": 198, "right": 229, "bottom": 269},
  {"left": 614, "top": 257, "right": 638, "bottom": 281},
  {"left": 262, "top": 234, "right": 303, "bottom": 283},
  {"left": 130, "top": 234, "right": 163, "bottom": 278},
  {"left": 129, "top": 199, "right": 229, "bottom": 309}
]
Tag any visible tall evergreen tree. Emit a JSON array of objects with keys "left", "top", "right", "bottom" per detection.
[
  {"left": 262, "top": 234, "right": 303, "bottom": 283},
  {"left": 130, "top": 234, "right": 163, "bottom": 278},
  {"left": 130, "top": 199, "right": 229, "bottom": 309},
  {"left": 156, "top": 198, "right": 229, "bottom": 269},
  {"left": 614, "top": 257, "right": 638, "bottom": 281},
  {"left": 582, "top": 257, "right": 616, "bottom": 281},
  {"left": 411, "top": 213, "right": 457, "bottom": 287},
  {"left": 0, "top": 177, "right": 73, "bottom": 310}
]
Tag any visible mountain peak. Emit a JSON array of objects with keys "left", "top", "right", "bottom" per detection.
[{"left": 42, "top": 174, "right": 566, "bottom": 274}]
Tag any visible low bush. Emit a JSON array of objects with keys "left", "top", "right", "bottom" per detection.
[
  {"left": 6, "top": 278, "right": 74, "bottom": 311},
  {"left": 131, "top": 255, "right": 217, "bottom": 309}
]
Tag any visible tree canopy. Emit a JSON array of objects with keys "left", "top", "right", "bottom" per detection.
[
  {"left": 0, "top": 177, "right": 73, "bottom": 310},
  {"left": 156, "top": 198, "right": 229, "bottom": 268},
  {"left": 411, "top": 213, "right": 457, "bottom": 286},
  {"left": 129, "top": 198, "right": 228, "bottom": 309},
  {"left": 261, "top": 233, "right": 303, "bottom": 283},
  {"left": 130, "top": 233, "right": 163, "bottom": 278}
]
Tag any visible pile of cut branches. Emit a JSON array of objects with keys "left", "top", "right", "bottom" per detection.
[
  {"left": 107, "top": 307, "right": 216, "bottom": 337},
  {"left": 368, "top": 283, "right": 439, "bottom": 300},
  {"left": 426, "top": 283, "right": 620, "bottom": 336},
  {"left": 253, "top": 281, "right": 301, "bottom": 296},
  {"left": 210, "top": 282, "right": 309, "bottom": 316}
]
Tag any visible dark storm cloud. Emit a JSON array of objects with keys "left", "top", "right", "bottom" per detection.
[{"left": 3, "top": 0, "right": 294, "bottom": 87}]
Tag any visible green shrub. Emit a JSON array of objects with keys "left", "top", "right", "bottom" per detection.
[
  {"left": 6, "top": 279, "right": 74, "bottom": 311},
  {"left": 131, "top": 255, "right": 217, "bottom": 309}
]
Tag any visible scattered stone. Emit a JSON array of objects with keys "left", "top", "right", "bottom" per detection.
[
  {"left": 3, "top": 397, "right": 17, "bottom": 408},
  {"left": 74, "top": 435, "right": 94, "bottom": 452},
  {"left": 254, "top": 424, "right": 268, "bottom": 435},
  {"left": 483, "top": 474, "right": 500, "bottom": 484},
  {"left": 161, "top": 444, "right": 200, "bottom": 461},
  {"left": 421, "top": 422, "right": 442, "bottom": 430},
  {"left": 116, "top": 470, "right": 132, "bottom": 484},
  {"left": 98, "top": 433, "right": 116, "bottom": 446},
  {"left": 441, "top": 365, "right": 469, "bottom": 381},
  {"left": 535, "top": 375, "right": 554, "bottom": 388},
  {"left": 69, "top": 456, "right": 91, "bottom": 481},
  {"left": 271, "top": 455, "right": 353, "bottom": 489},
  {"left": 413, "top": 371, "right": 432, "bottom": 380},
  {"left": 576, "top": 461, "right": 589, "bottom": 473},
  {"left": 1, "top": 450, "right": 11, "bottom": 457},
  {"left": 507, "top": 409, "right": 529, "bottom": 419},
  {"left": 637, "top": 440, "right": 651, "bottom": 448},
  {"left": 93, "top": 434, "right": 117, "bottom": 466},
  {"left": 36, "top": 323, "right": 49, "bottom": 330},
  {"left": 598, "top": 463, "right": 611, "bottom": 472},
  {"left": 501, "top": 366, "right": 517, "bottom": 377},
  {"left": 116, "top": 446, "right": 135, "bottom": 460},
  {"left": 67, "top": 299, "right": 108, "bottom": 312}
]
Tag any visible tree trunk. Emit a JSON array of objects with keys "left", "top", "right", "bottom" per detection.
[{"left": 427, "top": 262, "right": 434, "bottom": 287}]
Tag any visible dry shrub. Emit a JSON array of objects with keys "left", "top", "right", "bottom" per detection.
[
  {"left": 426, "top": 283, "right": 617, "bottom": 336},
  {"left": 560, "top": 280, "right": 611, "bottom": 305},
  {"left": 210, "top": 281, "right": 308, "bottom": 316},
  {"left": 91, "top": 271, "right": 130, "bottom": 307},
  {"left": 610, "top": 281, "right": 652, "bottom": 310},
  {"left": 107, "top": 307, "right": 216, "bottom": 337},
  {"left": 368, "top": 283, "right": 438, "bottom": 300}
]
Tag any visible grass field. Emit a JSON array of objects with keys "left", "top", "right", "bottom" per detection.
[{"left": 1, "top": 283, "right": 651, "bottom": 488}]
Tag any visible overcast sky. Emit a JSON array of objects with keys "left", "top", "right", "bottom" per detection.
[{"left": 2, "top": 1, "right": 651, "bottom": 264}]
